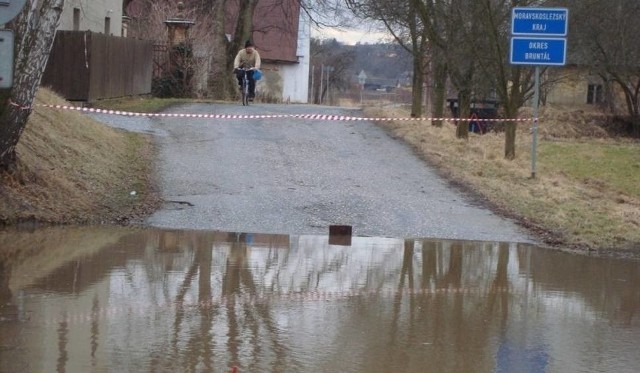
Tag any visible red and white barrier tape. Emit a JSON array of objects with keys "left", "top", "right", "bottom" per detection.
[
  {"left": 11, "top": 101, "right": 536, "bottom": 123},
  {"left": 36, "top": 287, "right": 509, "bottom": 326}
]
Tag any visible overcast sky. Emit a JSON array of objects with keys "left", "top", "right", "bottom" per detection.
[{"left": 312, "top": 26, "right": 392, "bottom": 45}]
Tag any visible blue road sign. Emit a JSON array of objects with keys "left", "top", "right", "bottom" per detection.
[
  {"left": 510, "top": 37, "right": 566, "bottom": 66},
  {"left": 512, "top": 7, "right": 568, "bottom": 36}
]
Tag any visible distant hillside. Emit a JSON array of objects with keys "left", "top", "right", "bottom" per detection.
[{"left": 349, "top": 43, "right": 412, "bottom": 85}]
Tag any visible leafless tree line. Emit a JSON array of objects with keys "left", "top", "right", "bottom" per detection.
[
  {"left": 2, "top": 1, "right": 640, "bottom": 170},
  {"left": 344, "top": 0, "right": 640, "bottom": 156}
]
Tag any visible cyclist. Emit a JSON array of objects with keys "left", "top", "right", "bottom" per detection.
[{"left": 233, "top": 40, "right": 261, "bottom": 101}]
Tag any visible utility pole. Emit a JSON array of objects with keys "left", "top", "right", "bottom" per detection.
[
  {"left": 310, "top": 65, "right": 315, "bottom": 103},
  {"left": 358, "top": 70, "right": 367, "bottom": 106},
  {"left": 319, "top": 64, "right": 324, "bottom": 105},
  {"left": 326, "top": 66, "right": 333, "bottom": 106}
]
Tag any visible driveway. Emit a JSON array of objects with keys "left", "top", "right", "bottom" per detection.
[{"left": 95, "top": 103, "right": 535, "bottom": 242}]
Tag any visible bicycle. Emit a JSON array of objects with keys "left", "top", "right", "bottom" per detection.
[{"left": 237, "top": 67, "right": 254, "bottom": 106}]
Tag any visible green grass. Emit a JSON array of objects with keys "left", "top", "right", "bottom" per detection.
[
  {"left": 367, "top": 105, "right": 640, "bottom": 251},
  {"left": 539, "top": 142, "right": 640, "bottom": 198}
]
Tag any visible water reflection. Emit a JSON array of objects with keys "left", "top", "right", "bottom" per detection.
[{"left": 0, "top": 226, "right": 638, "bottom": 372}]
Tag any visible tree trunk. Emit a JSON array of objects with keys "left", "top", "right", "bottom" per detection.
[
  {"left": 407, "top": 12, "right": 427, "bottom": 118},
  {"left": 431, "top": 60, "right": 447, "bottom": 127},
  {"left": 0, "top": 0, "right": 65, "bottom": 171},
  {"left": 503, "top": 103, "right": 518, "bottom": 160},
  {"left": 456, "top": 89, "right": 470, "bottom": 139},
  {"left": 218, "top": 0, "right": 259, "bottom": 100},
  {"left": 207, "top": 0, "right": 235, "bottom": 100},
  {"left": 411, "top": 58, "right": 424, "bottom": 117},
  {"left": 228, "top": 0, "right": 259, "bottom": 66}
]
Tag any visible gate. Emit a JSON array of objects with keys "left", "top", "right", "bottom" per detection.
[{"left": 153, "top": 43, "right": 169, "bottom": 79}]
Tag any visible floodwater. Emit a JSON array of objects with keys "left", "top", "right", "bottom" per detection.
[{"left": 0, "top": 226, "right": 638, "bottom": 373}]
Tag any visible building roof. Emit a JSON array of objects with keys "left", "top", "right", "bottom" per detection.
[{"left": 226, "top": 0, "right": 300, "bottom": 63}]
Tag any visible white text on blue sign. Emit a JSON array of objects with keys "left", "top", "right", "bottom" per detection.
[
  {"left": 510, "top": 37, "right": 566, "bottom": 66},
  {"left": 512, "top": 7, "right": 568, "bottom": 36}
]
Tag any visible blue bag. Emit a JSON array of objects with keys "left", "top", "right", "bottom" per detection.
[{"left": 253, "top": 69, "right": 263, "bottom": 81}]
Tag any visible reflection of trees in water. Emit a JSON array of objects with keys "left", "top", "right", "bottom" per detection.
[
  {"left": 57, "top": 314, "right": 69, "bottom": 373},
  {"left": 219, "top": 237, "right": 288, "bottom": 370},
  {"left": 5, "top": 231, "right": 520, "bottom": 371},
  {"left": 355, "top": 240, "right": 515, "bottom": 373},
  {"left": 489, "top": 243, "right": 510, "bottom": 332},
  {"left": 0, "top": 260, "right": 11, "bottom": 302},
  {"left": 3, "top": 227, "right": 638, "bottom": 372},
  {"left": 150, "top": 231, "right": 290, "bottom": 371},
  {"left": 528, "top": 246, "right": 640, "bottom": 326}
]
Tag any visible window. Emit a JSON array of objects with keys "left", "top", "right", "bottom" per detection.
[
  {"left": 104, "top": 17, "right": 111, "bottom": 35},
  {"left": 73, "top": 8, "right": 80, "bottom": 31},
  {"left": 587, "top": 84, "right": 603, "bottom": 104}
]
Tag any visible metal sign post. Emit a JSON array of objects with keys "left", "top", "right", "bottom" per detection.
[
  {"left": 531, "top": 66, "right": 540, "bottom": 178},
  {"left": 510, "top": 7, "right": 568, "bottom": 179}
]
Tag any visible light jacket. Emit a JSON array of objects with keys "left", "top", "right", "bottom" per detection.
[{"left": 233, "top": 49, "right": 261, "bottom": 69}]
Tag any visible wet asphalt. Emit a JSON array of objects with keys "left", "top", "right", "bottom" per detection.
[{"left": 92, "top": 103, "right": 535, "bottom": 242}]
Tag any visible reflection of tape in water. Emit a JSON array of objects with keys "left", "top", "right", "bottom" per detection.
[
  {"left": 28, "top": 103, "right": 536, "bottom": 123},
  {"left": 39, "top": 287, "right": 510, "bottom": 326}
]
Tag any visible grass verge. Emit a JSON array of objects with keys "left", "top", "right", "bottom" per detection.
[
  {"left": 0, "top": 89, "right": 160, "bottom": 225},
  {"left": 2, "top": 91, "right": 638, "bottom": 258},
  {"left": 365, "top": 105, "right": 640, "bottom": 258}
]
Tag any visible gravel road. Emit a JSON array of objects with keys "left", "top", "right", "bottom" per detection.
[{"left": 93, "top": 103, "right": 535, "bottom": 242}]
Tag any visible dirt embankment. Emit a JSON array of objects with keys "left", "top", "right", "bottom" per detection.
[{"left": 0, "top": 89, "right": 159, "bottom": 225}]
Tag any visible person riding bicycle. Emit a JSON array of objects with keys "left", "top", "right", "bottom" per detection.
[{"left": 233, "top": 40, "right": 261, "bottom": 101}]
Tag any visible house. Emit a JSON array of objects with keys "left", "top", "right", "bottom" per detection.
[
  {"left": 121, "top": 0, "right": 310, "bottom": 102},
  {"left": 57, "top": 0, "right": 124, "bottom": 36},
  {"left": 544, "top": 66, "right": 607, "bottom": 107},
  {"left": 226, "top": 0, "right": 310, "bottom": 103}
]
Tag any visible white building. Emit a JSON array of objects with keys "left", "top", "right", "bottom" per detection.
[
  {"left": 57, "top": 0, "right": 124, "bottom": 36},
  {"left": 280, "top": 11, "right": 311, "bottom": 103}
]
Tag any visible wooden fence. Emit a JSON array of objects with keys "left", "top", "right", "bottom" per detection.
[{"left": 42, "top": 31, "right": 153, "bottom": 101}]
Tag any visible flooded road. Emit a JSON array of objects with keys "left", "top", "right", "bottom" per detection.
[{"left": 1, "top": 226, "right": 638, "bottom": 372}]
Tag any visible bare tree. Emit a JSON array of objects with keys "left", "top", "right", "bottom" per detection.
[
  {"left": 309, "top": 38, "right": 355, "bottom": 104},
  {"left": 430, "top": 0, "right": 481, "bottom": 139},
  {"left": 471, "top": 0, "right": 538, "bottom": 159},
  {"left": 570, "top": 0, "right": 640, "bottom": 137},
  {"left": 347, "top": 0, "right": 554, "bottom": 157},
  {"left": 128, "top": 0, "right": 327, "bottom": 100},
  {"left": 125, "top": 0, "right": 233, "bottom": 99},
  {"left": 348, "top": 0, "right": 430, "bottom": 117},
  {"left": 0, "top": 0, "right": 65, "bottom": 171}
]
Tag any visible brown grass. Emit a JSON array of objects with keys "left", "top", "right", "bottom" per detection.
[
  {"left": 366, "top": 104, "right": 640, "bottom": 257},
  {"left": 2, "top": 90, "right": 638, "bottom": 258},
  {"left": 0, "top": 89, "right": 160, "bottom": 225}
]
